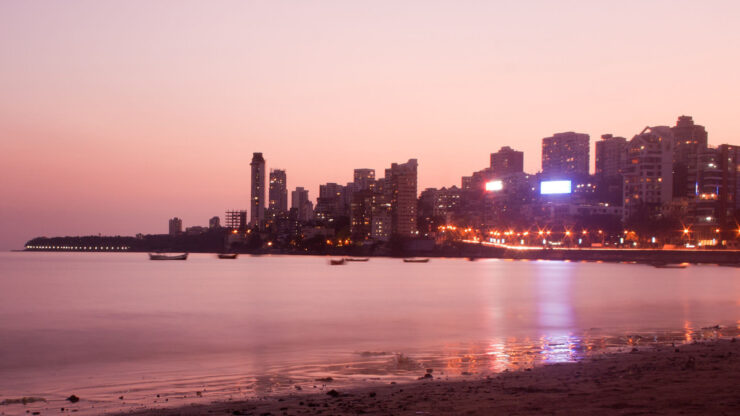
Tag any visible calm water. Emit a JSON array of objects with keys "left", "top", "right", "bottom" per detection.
[{"left": 1, "top": 252, "right": 739, "bottom": 414}]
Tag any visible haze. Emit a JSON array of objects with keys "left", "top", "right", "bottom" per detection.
[{"left": 2, "top": 0, "right": 739, "bottom": 250}]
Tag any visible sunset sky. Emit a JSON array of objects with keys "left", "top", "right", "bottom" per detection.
[{"left": 2, "top": 0, "right": 740, "bottom": 249}]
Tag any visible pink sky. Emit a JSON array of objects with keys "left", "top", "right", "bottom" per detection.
[{"left": 2, "top": 1, "right": 740, "bottom": 249}]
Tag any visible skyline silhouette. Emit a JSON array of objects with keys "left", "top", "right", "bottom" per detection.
[{"left": 2, "top": 1, "right": 740, "bottom": 249}]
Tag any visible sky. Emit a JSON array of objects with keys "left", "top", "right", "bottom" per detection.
[{"left": 1, "top": 0, "right": 740, "bottom": 249}]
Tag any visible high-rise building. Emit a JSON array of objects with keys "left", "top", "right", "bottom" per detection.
[
  {"left": 692, "top": 147, "right": 722, "bottom": 232},
  {"left": 268, "top": 169, "right": 288, "bottom": 215},
  {"left": 350, "top": 189, "right": 374, "bottom": 240},
  {"left": 353, "top": 169, "right": 376, "bottom": 191},
  {"left": 595, "top": 134, "right": 627, "bottom": 180},
  {"left": 387, "top": 159, "right": 418, "bottom": 237},
  {"left": 208, "top": 216, "right": 220, "bottom": 229},
  {"left": 595, "top": 134, "right": 628, "bottom": 206},
  {"left": 671, "top": 116, "right": 708, "bottom": 199},
  {"left": 168, "top": 217, "right": 182, "bottom": 237},
  {"left": 315, "top": 182, "right": 347, "bottom": 222},
  {"left": 490, "top": 146, "right": 524, "bottom": 177},
  {"left": 542, "top": 132, "right": 590, "bottom": 177},
  {"left": 291, "top": 187, "right": 312, "bottom": 223},
  {"left": 718, "top": 145, "right": 740, "bottom": 233},
  {"left": 370, "top": 192, "right": 392, "bottom": 242},
  {"left": 622, "top": 127, "right": 675, "bottom": 220},
  {"left": 250, "top": 152, "right": 266, "bottom": 227}
]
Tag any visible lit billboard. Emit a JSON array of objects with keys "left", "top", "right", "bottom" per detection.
[
  {"left": 485, "top": 180, "right": 503, "bottom": 192},
  {"left": 540, "top": 180, "right": 572, "bottom": 195}
]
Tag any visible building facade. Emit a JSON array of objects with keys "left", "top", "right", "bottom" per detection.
[
  {"left": 291, "top": 187, "right": 312, "bottom": 223},
  {"left": 595, "top": 134, "right": 627, "bottom": 179},
  {"left": 622, "top": 127, "right": 675, "bottom": 220},
  {"left": 387, "top": 159, "right": 418, "bottom": 237},
  {"left": 268, "top": 169, "right": 288, "bottom": 215},
  {"left": 542, "top": 132, "right": 590, "bottom": 177},
  {"left": 490, "top": 146, "right": 524, "bottom": 177},
  {"left": 168, "top": 217, "right": 182, "bottom": 237},
  {"left": 671, "top": 116, "right": 708, "bottom": 200},
  {"left": 250, "top": 152, "right": 266, "bottom": 227},
  {"left": 353, "top": 169, "right": 376, "bottom": 192}
]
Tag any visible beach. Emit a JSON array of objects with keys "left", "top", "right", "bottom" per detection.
[{"left": 116, "top": 339, "right": 740, "bottom": 415}]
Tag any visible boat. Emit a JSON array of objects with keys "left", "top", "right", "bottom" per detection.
[
  {"left": 651, "top": 261, "right": 687, "bottom": 269},
  {"left": 344, "top": 257, "right": 370, "bottom": 262},
  {"left": 329, "top": 258, "right": 346, "bottom": 265},
  {"left": 403, "top": 258, "right": 430, "bottom": 263},
  {"left": 217, "top": 253, "right": 238, "bottom": 259},
  {"left": 149, "top": 253, "right": 188, "bottom": 260}
]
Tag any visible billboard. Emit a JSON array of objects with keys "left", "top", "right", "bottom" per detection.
[
  {"left": 540, "top": 180, "right": 572, "bottom": 195},
  {"left": 485, "top": 180, "right": 503, "bottom": 192}
]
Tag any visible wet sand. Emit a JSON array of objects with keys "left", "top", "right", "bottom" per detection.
[{"left": 118, "top": 338, "right": 740, "bottom": 415}]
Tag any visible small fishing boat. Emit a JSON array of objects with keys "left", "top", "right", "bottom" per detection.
[
  {"left": 217, "top": 253, "right": 238, "bottom": 259},
  {"left": 403, "top": 258, "right": 430, "bottom": 263},
  {"left": 329, "top": 258, "right": 346, "bottom": 265},
  {"left": 651, "top": 261, "right": 687, "bottom": 269},
  {"left": 344, "top": 257, "right": 370, "bottom": 262},
  {"left": 149, "top": 253, "right": 188, "bottom": 260}
]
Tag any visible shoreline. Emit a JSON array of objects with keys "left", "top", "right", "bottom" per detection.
[
  {"left": 13, "top": 247, "right": 740, "bottom": 266},
  {"left": 115, "top": 338, "right": 740, "bottom": 415}
]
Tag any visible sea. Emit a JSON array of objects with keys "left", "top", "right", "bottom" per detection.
[{"left": 1, "top": 252, "right": 738, "bottom": 414}]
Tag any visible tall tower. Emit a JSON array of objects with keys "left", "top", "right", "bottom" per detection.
[
  {"left": 250, "top": 152, "right": 266, "bottom": 227},
  {"left": 387, "top": 159, "right": 418, "bottom": 237},
  {"left": 269, "top": 169, "right": 288, "bottom": 215},
  {"left": 541, "top": 132, "right": 590, "bottom": 177}
]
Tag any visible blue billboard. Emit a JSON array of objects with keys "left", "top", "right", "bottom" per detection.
[{"left": 540, "top": 180, "right": 572, "bottom": 195}]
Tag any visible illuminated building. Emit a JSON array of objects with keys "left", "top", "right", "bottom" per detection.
[
  {"left": 595, "top": 134, "right": 627, "bottom": 179},
  {"left": 268, "top": 169, "right": 288, "bottom": 216},
  {"left": 250, "top": 152, "right": 266, "bottom": 227},
  {"left": 315, "top": 182, "right": 347, "bottom": 223},
  {"left": 490, "top": 146, "right": 524, "bottom": 177},
  {"left": 168, "top": 217, "right": 182, "bottom": 237},
  {"left": 671, "top": 116, "right": 708, "bottom": 200},
  {"left": 542, "top": 132, "right": 590, "bottom": 177},
  {"left": 353, "top": 169, "right": 376, "bottom": 192},
  {"left": 370, "top": 193, "right": 392, "bottom": 241},
  {"left": 386, "top": 159, "right": 419, "bottom": 237},
  {"left": 718, "top": 144, "right": 740, "bottom": 234},
  {"left": 350, "top": 189, "right": 374, "bottom": 240},
  {"left": 622, "top": 126, "right": 675, "bottom": 220}
]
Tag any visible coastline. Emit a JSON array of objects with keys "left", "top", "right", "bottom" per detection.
[
  {"left": 116, "top": 338, "right": 740, "bottom": 415},
  {"left": 15, "top": 246, "right": 740, "bottom": 266}
]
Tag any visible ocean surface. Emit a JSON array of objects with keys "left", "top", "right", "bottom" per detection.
[{"left": 1, "top": 252, "right": 738, "bottom": 414}]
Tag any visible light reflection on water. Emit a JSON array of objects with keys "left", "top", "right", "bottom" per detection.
[{"left": 0, "top": 253, "right": 739, "bottom": 415}]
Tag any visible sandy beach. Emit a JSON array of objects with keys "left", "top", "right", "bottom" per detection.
[{"left": 112, "top": 338, "right": 740, "bottom": 416}]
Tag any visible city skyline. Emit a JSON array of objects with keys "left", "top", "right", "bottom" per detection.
[{"left": 3, "top": 1, "right": 740, "bottom": 249}]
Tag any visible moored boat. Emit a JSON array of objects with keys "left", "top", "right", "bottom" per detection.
[
  {"left": 403, "top": 258, "right": 430, "bottom": 263},
  {"left": 329, "top": 258, "right": 346, "bottom": 265},
  {"left": 149, "top": 253, "right": 188, "bottom": 260},
  {"left": 217, "top": 253, "right": 238, "bottom": 259},
  {"left": 651, "top": 261, "right": 687, "bottom": 269},
  {"left": 344, "top": 257, "right": 369, "bottom": 262}
]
